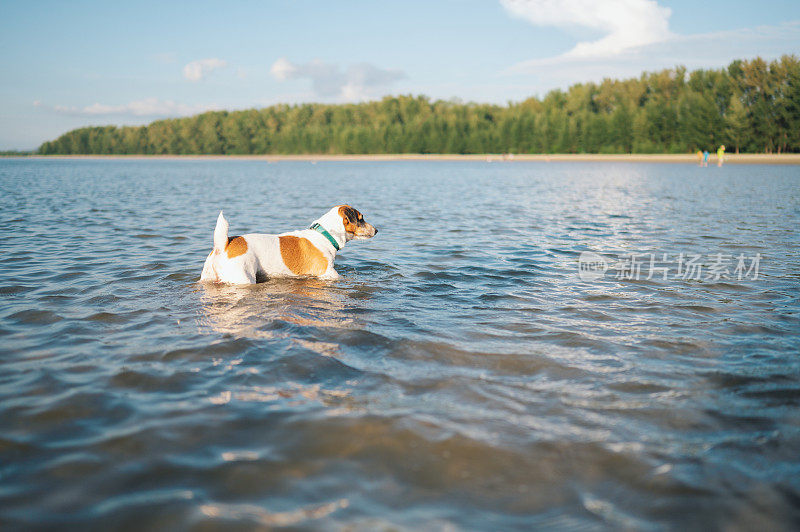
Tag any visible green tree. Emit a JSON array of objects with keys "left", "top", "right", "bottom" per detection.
[{"left": 37, "top": 56, "right": 800, "bottom": 155}]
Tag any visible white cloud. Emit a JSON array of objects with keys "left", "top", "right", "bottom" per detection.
[
  {"left": 42, "top": 98, "right": 221, "bottom": 118},
  {"left": 492, "top": 20, "right": 800, "bottom": 104},
  {"left": 183, "top": 58, "right": 228, "bottom": 81},
  {"left": 270, "top": 58, "right": 406, "bottom": 100},
  {"left": 270, "top": 57, "right": 297, "bottom": 81},
  {"left": 499, "top": 0, "right": 800, "bottom": 96},
  {"left": 501, "top": 0, "right": 672, "bottom": 67},
  {"left": 505, "top": 21, "right": 800, "bottom": 95},
  {"left": 644, "top": 21, "right": 800, "bottom": 68}
]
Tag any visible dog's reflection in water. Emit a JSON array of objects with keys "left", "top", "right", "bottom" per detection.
[
  {"left": 197, "top": 277, "right": 364, "bottom": 414},
  {"left": 197, "top": 277, "right": 356, "bottom": 356}
]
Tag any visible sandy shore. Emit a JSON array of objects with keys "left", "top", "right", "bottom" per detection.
[{"left": 16, "top": 153, "right": 800, "bottom": 164}]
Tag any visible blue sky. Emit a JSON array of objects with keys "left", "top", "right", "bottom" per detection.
[{"left": 1, "top": 0, "right": 799, "bottom": 150}]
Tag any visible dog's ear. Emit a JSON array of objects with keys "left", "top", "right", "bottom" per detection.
[{"left": 338, "top": 205, "right": 359, "bottom": 233}]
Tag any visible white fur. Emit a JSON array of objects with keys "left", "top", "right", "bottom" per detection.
[
  {"left": 200, "top": 206, "right": 373, "bottom": 284},
  {"left": 213, "top": 211, "right": 229, "bottom": 252}
]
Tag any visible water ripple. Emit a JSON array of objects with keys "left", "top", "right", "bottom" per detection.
[{"left": 1, "top": 159, "right": 799, "bottom": 530}]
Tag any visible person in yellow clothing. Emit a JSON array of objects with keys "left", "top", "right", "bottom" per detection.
[
  {"left": 697, "top": 150, "right": 704, "bottom": 166},
  {"left": 717, "top": 144, "right": 725, "bottom": 166}
]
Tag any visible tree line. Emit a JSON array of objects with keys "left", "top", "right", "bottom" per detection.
[{"left": 39, "top": 56, "right": 800, "bottom": 155}]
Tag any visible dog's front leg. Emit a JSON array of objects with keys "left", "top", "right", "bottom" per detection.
[{"left": 320, "top": 268, "right": 340, "bottom": 280}]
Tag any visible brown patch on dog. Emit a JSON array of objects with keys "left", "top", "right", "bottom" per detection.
[
  {"left": 225, "top": 236, "right": 248, "bottom": 259},
  {"left": 338, "top": 205, "right": 360, "bottom": 235},
  {"left": 279, "top": 236, "right": 329, "bottom": 276}
]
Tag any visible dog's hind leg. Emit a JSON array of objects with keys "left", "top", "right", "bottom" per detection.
[
  {"left": 216, "top": 258, "right": 257, "bottom": 285},
  {"left": 200, "top": 252, "right": 218, "bottom": 282},
  {"left": 221, "top": 269, "right": 256, "bottom": 285}
]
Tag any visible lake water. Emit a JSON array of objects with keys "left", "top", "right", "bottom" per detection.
[{"left": 1, "top": 159, "right": 799, "bottom": 530}]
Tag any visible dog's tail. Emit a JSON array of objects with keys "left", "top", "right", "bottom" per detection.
[{"left": 213, "top": 211, "right": 229, "bottom": 253}]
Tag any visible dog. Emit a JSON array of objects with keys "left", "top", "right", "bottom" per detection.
[{"left": 200, "top": 205, "right": 377, "bottom": 284}]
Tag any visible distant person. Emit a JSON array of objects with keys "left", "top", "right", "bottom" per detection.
[
  {"left": 717, "top": 144, "right": 726, "bottom": 166},
  {"left": 703, "top": 150, "right": 709, "bottom": 167},
  {"left": 697, "top": 150, "right": 703, "bottom": 166}
]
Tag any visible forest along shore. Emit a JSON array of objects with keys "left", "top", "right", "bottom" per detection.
[
  {"left": 20, "top": 154, "right": 800, "bottom": 164},
  {"left": 35, "top": 57, "right": 800, "bottom": 157}
]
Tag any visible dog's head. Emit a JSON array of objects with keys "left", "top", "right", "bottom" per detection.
[{"left": 335, "top": 205, "right": 377, "bottom": 241}]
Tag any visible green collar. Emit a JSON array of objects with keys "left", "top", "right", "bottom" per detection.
[{"left": 309, "top": 223, "right": 340, "bottom": 251}]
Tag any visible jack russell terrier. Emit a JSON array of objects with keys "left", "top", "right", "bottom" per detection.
[{"left": 200, "top": 205, "right": 377, "bottom": 284}]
